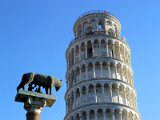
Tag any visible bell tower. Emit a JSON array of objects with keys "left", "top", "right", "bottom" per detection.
[{"left": 65, "top": 11, "right": 140, "bottom": 120}]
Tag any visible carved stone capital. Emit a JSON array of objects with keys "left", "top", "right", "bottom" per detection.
[{"left": 24, "top": 97, "right": 46, "bottom": 113}]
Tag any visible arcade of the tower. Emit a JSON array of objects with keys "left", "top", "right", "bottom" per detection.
[
  {"left": 65, "top": 105, "right": 139, "bottom": 120},
  {"left": 66, "top": 38, "right": 131, "bottom": 70},
  {"left": 73, "top": 13, "right": 121, "bottom": 39},
  {"left": 65, "top": 81, "right": 137, "bottom": 112}
]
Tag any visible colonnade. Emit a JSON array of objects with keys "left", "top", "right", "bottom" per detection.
[
  {"left": 67, "top": 39, "right": 130, "bottom": 69},
  {"left": 66, "top": 61, "right": 133, "bottom": 89},
  {"left": 66, "top": 82, "right": 137, "bottom": 113},
  {"left": 66, "top": 107, "right": 138, "bottom": 120}
]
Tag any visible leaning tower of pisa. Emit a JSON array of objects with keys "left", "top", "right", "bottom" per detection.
[{"left": 65, "top": 11, "right": 141, "bottom": 120}]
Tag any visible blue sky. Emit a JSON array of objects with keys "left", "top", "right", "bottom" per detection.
[{"left": 0, "top": 0, "right": 160, "bottom": 120}]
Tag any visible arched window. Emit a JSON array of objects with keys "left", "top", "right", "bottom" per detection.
[
  {"left": 112, "top": 84, "right": 118, "bottom": 103},
  {"left": 122, "top": 110, "right": 127, "bottom": 120},
  {"left": 106, "top": 108, "right": 112, "bottom": 120},
  {"left": 114, "top": 109, "right": 120, "bottom": 120},
  {"left": 82, "top": 111, "right": 87, "bottom": 120},
  {"left": 96, "top": 83, "right": 102, "bottom": 94},
  {"left": 88, "top": 62, "right": 93, "bottom": 79},
  {"left": 95, "top": 62, "right": 101, "bottom": 78},
  {"left": 89, "top": 110, "right": 95, "bottom": 120},
  {"left": 81, "top": 64, "right": 86, "bottom": 80},
  {"left": 101, "top": 39, "right": 106, "bottom": 49},
  {"left": 71, "top": 48, "right": 74, "bottom": 65},
  {"left": 97, "top": 108, "right": 103, "bottom": 120},
  {"left": 89, "top": 84, "right": 94, "bottom": 94},
  {"left": 98, "top": 20, "right": 104, "bottom": 31},
  {"left": 76, "top": 67, "right": 80, "bottom": 83},
  {"left": 76, "top": 89, "right": 80, "bottom": 99},
  {"left": 102, "top": 62, "right": 107, "bottom": 77},
  {"left": 77, "top": 25, "right": 82, "bottom": 36},
  {"left": 76, "top": 114, "right": 80, "bottom": 120},
  {"left": 94, "top": 39, "right": 99, "bottom": 48},
  {"left": 82, "top": 86, "right": 86, "bottom": 95},
  {"left": 108, "top": 28, "right": 115, "bottom": 37},
  {"left": 81, "top": 42, "right": 85, "bottom": 59},
  {"left": 87, "top": 41, "right": 92, "bottom": 58},
  {"left": 75, "top": 45, "right": 79, "bottom": 62}
]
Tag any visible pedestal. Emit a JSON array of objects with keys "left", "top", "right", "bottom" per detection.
[{"left": 15, "top": 90, "right": 56, "bottom": 120}]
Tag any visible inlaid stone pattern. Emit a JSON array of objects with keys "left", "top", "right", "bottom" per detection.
[{"left": 65, "top": 11, "right": 141, "bottom": 120}]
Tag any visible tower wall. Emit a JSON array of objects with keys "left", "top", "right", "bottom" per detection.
[{"left": 65, "top": 11, "right": 140, "bottom": 120}]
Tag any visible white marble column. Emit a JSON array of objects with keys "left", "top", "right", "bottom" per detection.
[
  {"left": 117, "top": 86, "right": 120, "bottom": 103},
  {"left": 100, "top": 62, "right": 103, "bottom": 77},
  {"left": 106, "top": 41, "right": 109, "bottom": 57},
  {"left": 74, "top": 91, "right": 76, "bottom": 108},
  {"left": 107, "top": 63, "right": 111, "bottom": 78},
  {"left": 95, "top": 113, "right": 98, "bottom": 120},
  {"left": 120, "top": 66, "right": 123, "bottom": 81},
  {"left": 94, "top": 86, "right": 97, "bottom": 103},
  {"left": 80, "top": 68, "right": 82, "bottom": 82},
  {"left": 86, "top": 65, "right": 88, "bottom": 80},
  {"left": 79, "top": 47, "right": 81, "bottom": 61},
  {"left": 85, "top": 44, "right": 87, "bottom": 58},
  {"left": 102, "top": 84, "right": 104, "bottom": 102},
  {"left": 119, "top": 111, "right": 122, "bottom": 120},
  {"left": 114, "top": 64, "right": 117, "bottom": 79},
  {"left": 112, "top": 111, "right": 115, "bottom": 120},
  {"left": 92, "top": 42, "right": 95, "bottom": 57},
  {"left": 109, "top": 85, "right": 112, "bottom": 102},
  {"left": 93, "top": 64, "right": 96, "bottom": 78},
  {"left": 103, "top": 110, "right": 106, "bottom": 120}
]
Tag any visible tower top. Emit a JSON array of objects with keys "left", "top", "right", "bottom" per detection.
[{"left": 73, "top": 10, "right": 121, "bottom": 39}]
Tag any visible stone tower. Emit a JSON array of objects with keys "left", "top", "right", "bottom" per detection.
[{"left": 65, "top": 11, "right": 140, "bottom": 120}]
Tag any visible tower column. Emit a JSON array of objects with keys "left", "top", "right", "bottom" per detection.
[
  {"left": 100, "top": 62, "right": 103, "bottom": 77},
  {"left": 107, "top": 63, "right": 111, "bottom": 78},
  {"left": 109, "top": 85, "right": 112, "bottom": 102},
  {"left": 114, "top": 64, "right": 117, "bottom": 79},
  {"left": 106, "top": 41, "right": 109, "bottom": 57},
  {"left": 85, "top": 44, "right": 87, "bottom": 58},
  {"left": 92, "top": 42, "right": 95, "bottom": 57},
  {"left": 24, "top": 97, "right": 46, "bottom": 120},
  {"left": 112, "top": 111, "right": 115, "bottom": 120}
]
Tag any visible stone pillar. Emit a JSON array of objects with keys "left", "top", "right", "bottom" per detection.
[
  {"left": 94, "top": 86, "right": 97, "bottom": 103},
  {"left": 92, "top": 43, "right": 95, "bottom": 57},
  {"left": 117, "top": 86, "right": 120, "bottom": 103},
  {"left": 79, "top": 47, "right": 81, "bottom": 61},
  {"left": 120, "top": 66, "right": 123, "bottom": 81},
  {"left": 24, "top": 97, "right": 46, "bottom": 120},
  {"left": 103, "top": 110, "right": 106, "bottom": 120},
  {"left": 119, "top": 111, "right": 122, "bottom": 120},
  {"left": 100, "top": 62, "right": 103, "bottom": 77},
  {"left": 112, "top": 111, "right": 115, "bottom": 120},
  {"left": 87, "top": 112, "right": 89, "bottom": 120},
  {"left": 95, "top": 113, "right": 98, "bottom": 120},
  {"left": 112, "top": 43, "right": 115, "bottom": 58},
  {"left": 74, "top": 47, "right": 76, "bottom": 64},
  {"left": 93, "top": 64, "right": 96, "bottom": 78},
  {"left": 106, "top": 42, "right": 109, "bottom": 57},
  {"left": 80, "top": 68, "right": 82, "bottom": 82},
  {"left": 86, "top": 66, "right": 88, "bottom": 80},
  {"left": 107, "top": 63, "right": 111, "bottom": 78},
  {"left": 124, "top": 88, "right": 127, "bottom": 105},
  {"left": 74, "top": 91, "right": 76, "bottom": 108},
  {"left": 114, "top": 64, "right": 117, "bottom": 79},
  {"left": 15, "top": 90, "right": 56, "bottom": 120},
  {"left": 85, "top": 44, "right": 88, "bottom": 58},
  {"left": 109, "top": 85, "right": 112, "bottom": 102},
  {"left": 102, "top": 85, "right": 104, "bottom": 102}
]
